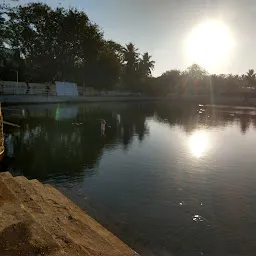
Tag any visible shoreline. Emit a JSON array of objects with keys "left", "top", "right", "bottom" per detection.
[
  {"left": 0, "top": 172, "right": 138, "bottom": 256},
  {"left": 1, "top": 94, "right": 256, "bottom": 107}
]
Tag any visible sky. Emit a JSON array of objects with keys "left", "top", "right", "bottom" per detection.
[{"left": 11, "top": 0, "right": 256, "bottom": 77}]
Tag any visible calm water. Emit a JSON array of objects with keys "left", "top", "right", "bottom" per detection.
[{"left": 2, "top": 102, "right": 256, "bottom": 256}]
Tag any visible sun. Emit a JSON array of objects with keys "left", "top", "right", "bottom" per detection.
[{"left": 185, "top": 21, "right": 234, "bottom": 70}]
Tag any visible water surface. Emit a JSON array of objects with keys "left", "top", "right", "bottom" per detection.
[{"left": 3, "top": 102, "right": 256, "bottom": 256}]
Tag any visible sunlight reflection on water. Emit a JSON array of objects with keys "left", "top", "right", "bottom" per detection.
[{"left": 188, "top": 130, "right": 209, "bottom": 158}]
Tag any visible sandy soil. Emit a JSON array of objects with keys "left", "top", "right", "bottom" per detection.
[{"left": 0, "top": 172, "right": 137, "bottom": 256}]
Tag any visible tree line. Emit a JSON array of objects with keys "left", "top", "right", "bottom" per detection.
[
  {"left": 0, "top": 2, "right": 255, "bottom": 96},
  {"left": 0, "top": 2, "right": 155, "bottom": 91},
  {"left": 148, "top": 66, "right": 256, "bottom": 97}
]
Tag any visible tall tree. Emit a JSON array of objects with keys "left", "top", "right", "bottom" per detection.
[
  {"left": 5, "top": 3, "right": 105, "bottom": 83},
  {"left": 2, "top": 3, "right": 155, "bottom": 92},
  {"left": 106, "top": 40, "right": 124, "bottom": 63},
  {"left": 123, "top": 43, "right": 139, "bottom": 69},
  {"left": 0, "top": 13, "right": 5, "bottom": 47},
  {"left": 246, "top": 69, "right": 256, "bottom": 88},
  {"left": 187, "top": 64, "right": 207, "bottom": 80},
  {"left": 91, "top": 43, "right": 122, "bottom": 91},
  {"left": 159, "top": 70, "right": 181, "bottom": 93},
  {"left": 123, "top": 43, "right": 139, "bottom": 90},
  {"left": 138, "top": 52, "right": 155, "bottom": 77},
  {"left": 0, "top": 5, "right": 7, "bottom": 69}
]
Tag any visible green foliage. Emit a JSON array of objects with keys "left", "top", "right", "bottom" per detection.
[
  {"left": 0, "top": 15, "right": 5, "bottom": 47},
  {"left": 1, "top": 2, "right": 254, "bottom": 97},
  {"left": 1, "top": 2, "right": 155, "bottom": 91},
  {"left": 5, "top": 3, "right": 104, "bottom": 82},
  {"left": 144, "top": 66, "right": 250, "bottom": 97},
  {"left": 122, "top": 44, "right": 156, "bottom": 91},
  {"left": 91, "top": 44, "right": 122, "bottom": 90},
  {"left": 246, "top": 69, "right": 256, "bottom": 88},
  {"left": 187, "top": 64, "right": 207, "bottom": 80},
  {"left": 138, "top": 52, "right": 155, "bottom": 77},
  {"left": 122, "top": 43, "right": 139, "bottom": 90},
  {"left": 158, "top": 70, "right": 181, "bottom": 93}
]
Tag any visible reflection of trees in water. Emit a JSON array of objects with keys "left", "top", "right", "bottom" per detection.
[
  {"left": 5, "top": 102, "right": 256, "bottom": 181},
  {"left": 153, "top": 102, "right": 256, "bottom": 135},
  {"left": 239, "top": 115, "right": 251, "bottom": 134},
  {"left": 116, "top": 104, "right": 151, "bottom": 149},
  {"left": 4, "top": 103, "right": 152, "bottom": 181}
]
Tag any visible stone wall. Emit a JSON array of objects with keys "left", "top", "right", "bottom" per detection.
[
  {"left": 0, "top": 81, "right": 56, "bottom": 95},
  {"left": 0, "top": 81, "right": 141, "bottom": 97}
]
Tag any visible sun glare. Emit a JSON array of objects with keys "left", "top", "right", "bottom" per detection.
[
  {"left": 188, "top": 130, "right": 209, "bottom": 158},
  {"left": 185, "top": 21, "right": 234, "bottom": 70}
]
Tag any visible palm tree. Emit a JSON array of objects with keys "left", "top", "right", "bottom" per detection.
[
  {"left": 123, "top": 43, "right": 139, "bottom": 70},
  {"left": 246, "top": 69, "right": 256, "bottom": 88},
  {"left": 246, "top": 69, "right": 255, "bottom": 78},
  {"left": 122, "top": 43, "right": 139, "bottom": 89},
  {"left": 139, "top": 52, "right": 155, "bottom": 77}
]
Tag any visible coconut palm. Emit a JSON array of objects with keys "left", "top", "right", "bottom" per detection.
[
  {"left": 246, "top": 69, "right": 256, "bottom": 88},
  {"left": 246, "top": 69, "right": 256, "bottom": 78},
  {"left": 122, "top": 43, "right": 139, "bottom": 89},
  {"left": 123, "top": 43, "right": 139, "bottom": 70},
  {"left": 139, "top": 52, "right": 155, "bottom": 77}
]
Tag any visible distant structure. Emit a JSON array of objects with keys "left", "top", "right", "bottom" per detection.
[{"left": 55, "top": 81, "right": 79, "bottom": 96}]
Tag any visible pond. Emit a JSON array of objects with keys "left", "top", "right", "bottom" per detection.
[{"left": 2, "top": 102, "right": 256, "bottom": 256}]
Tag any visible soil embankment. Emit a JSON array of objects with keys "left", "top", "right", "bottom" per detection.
[{"left": 0, "top": 172, "right": 137, "bottom": 256}]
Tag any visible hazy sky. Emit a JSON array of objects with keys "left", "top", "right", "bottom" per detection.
[{"left": 15, "top": 0, "right": 256, "bottom": 76}]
